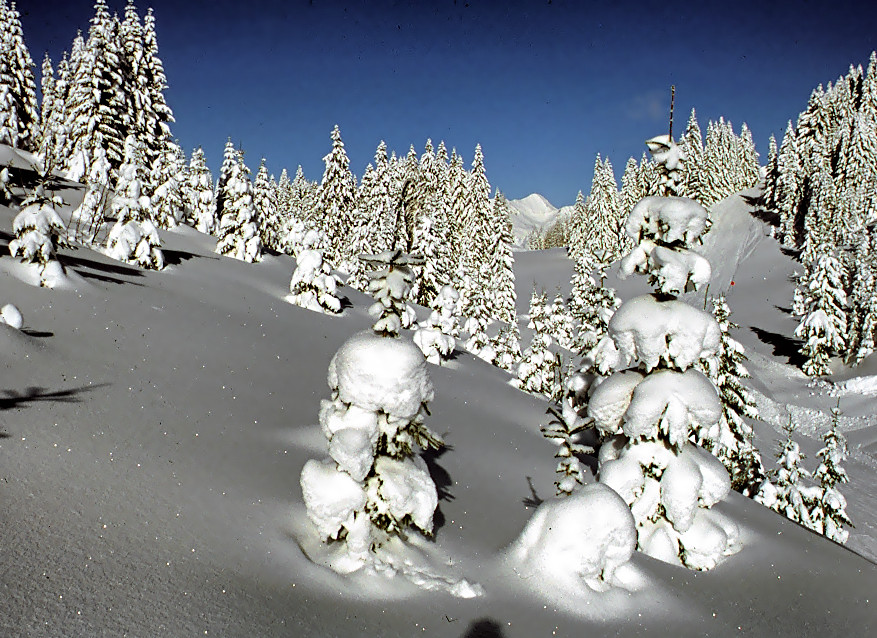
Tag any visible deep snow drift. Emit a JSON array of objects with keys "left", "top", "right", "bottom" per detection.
[{"left": 1, "top": 177, "right": 876, "bottom": 637}]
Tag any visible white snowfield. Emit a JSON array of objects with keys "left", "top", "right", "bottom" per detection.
[{"left": 0, "top": 177, "right": 876, "bottom": 636}]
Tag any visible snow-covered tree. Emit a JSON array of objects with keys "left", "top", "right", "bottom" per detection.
[
  {"left": 106, "top": 135, "right": 164, "bottom": 270},
  {"left": 645, "top": 134, "right": 685, "bottom": 197},
  {"left": 515, "top": 289, "right": 562, "bottom": 400},
  {"left": 9, "top": 184, "right": 69, "bottom": 286},
  {"left": 490, "top": 322, "right": 522, "bottom": 373},
  {"left": 69, "top": 141, "right": 111, "bottom": 244},
  {"left": 0, "top": 0, "right": 39, "bottom": 150},
  {"left": 150, "top": 141, "right": 186, "bottom": 229},
  {"left": 184, "top": 147, "right": 216, "bottom": 234},
  {"left": 286, "top": 245, "right": 344, "bottom": 315},
  {"left": 215, "top": 150, "right": 261, "bottom": 263},
  {"left": 812, "top": 406, "right": 853, "bottom": 543},
  {"left": 361, "top": 250, "right": 422, "bottom": 337},
  {"left": 300, "top": 248, "right": 443, "bottom": 572},
  {"left": 587, "top": 193, "right": 740, "bottom": 571},
  {"left": 541, "top": 390, "right": 594, "bottom": 496},
  {"left": 696, "top": 295, "right": 766, "bottom": 496},
  {"left": 413, "top": 284, "right": 459, "bottom": 365},
  {"left": 253, "top": 159, "right": 277, "bottom": 247},
  {"left": 756, "top": 425, "right": 818, "bottom": 530},
  {"left": 794, "top": 244, "right": 847, "bottom": 376},
  {"left": 545, "top": 291, "right": 577, "bottom": 352},
  {"left": 313, "top": 125, "right": 358, "bottom": 269}
]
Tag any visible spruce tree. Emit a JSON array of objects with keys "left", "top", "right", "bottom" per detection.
[
  {"left": 314, "top": 125, "right": 357, "bottom": 269},
  {"left": 253, "top": 159, "right": 277, "bottom": 247},
  {"left": 215, "top": 150, "right": 261, "bottom": 263},
  {"left": 0, "top": 0, "right": 39, "bottom": 150},
  {"left": 9, "top": 184, "right": 69, "bottom": 286},
  {"left": 794, "top": 244, "right": 847, "bottom": 376},
  {"left": 106, "top": 135, "right": 164, "bottom": 270},
  {"left": 757, "top": 426, "right": 818, "bottom": 530},
  {"left": 812, "top": 406, "right": 853, "bottom": 543},
  {"left": 185, "top": 147, "right": 217, "bottom": 235}
]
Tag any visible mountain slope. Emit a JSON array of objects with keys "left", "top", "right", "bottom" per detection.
[{"left": 0, "top": 180, "right": 875, "bottom": 637}]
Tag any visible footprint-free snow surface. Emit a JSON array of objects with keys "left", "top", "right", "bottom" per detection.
[{"left": 1, "top": 180, "right": 875, "bottom": 637}]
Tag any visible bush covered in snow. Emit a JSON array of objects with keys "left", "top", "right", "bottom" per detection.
[
  {"left": 413, "top": 284, "right": 459, "bottom": 364},
  {"left": 361, "top": 249, "right": 421, "bottom": 336},
  {"left": 286, "top": 248, "right": 344, "bottom": 315},
  {"left": 586, "top": 188, "right": 740, "bottom": 570},
  {"left": 300, "top": 250, "right": 443, "bottom": 574},
  {"left": 9, "top": 185, "right": 69, "bottom": 286}
]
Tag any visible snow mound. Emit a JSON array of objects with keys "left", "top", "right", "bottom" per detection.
[
  {"left": 603, "top": 295, "right": 720, "bottom": 372},
  {"left": 505, "top": 482, "right": 638, "bottom": 592},
  {"left": 0, "top": 303, "right": 23, "bottom": 329},
  {"left": 300, "top": 458, "right": 367, "bottom": 543},
  {"left": 328, "top": 331, "right": 433, "bottom": 419},
  {"left": 836, "top": 375, "right": 877, "bottom": 396}
]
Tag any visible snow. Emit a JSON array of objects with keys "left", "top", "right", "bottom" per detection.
[
  {"left": 625, "top": 195, "right": 709, "bottom": 245},
  {"left": 300, "top": 458, "right": 367, "bottom": 541},
  {"left": 327, "top": 330, "right": 433, "bottom": 419},
  {"left": 504, "top": 482, "right": 638, "bottom": 593},
  {"left": 367, "top": 455, "right": 438, "bottom": 533},
  {"left": 0, "top": 302, "right": 23, "bottom": 329},
  {"left": 2, "top": 174, "right": 877, "bottom": 636},
  {"left": 603, "top": 295, "right": 721, "bottom": 372}
]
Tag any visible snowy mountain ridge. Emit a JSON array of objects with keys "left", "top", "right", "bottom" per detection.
[{"left": 507, "top": 193, "right": 573, "bottom": 248}]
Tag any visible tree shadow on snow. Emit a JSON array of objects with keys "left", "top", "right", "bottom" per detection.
[
  {"left": 422, "top": 445, "right": 454, "bottom": 532},
  {"left": 21, "top": 329, "right": 53, "bottom": 338},
  {"left": 460, "top": 618, "right": 506, "bottom": 638},
  {"left": 749, "top": 326, "right": 806, "bottom": 367},
  {"left": 0, "top": 383, "right": 109, "bottom": 411},
  {"left": 63, "top": 254, "right": 144, "bottom": 282},
  {"left": 162, "top": 249, "right": 202, "bottom": 266},
  {"left": 741, "top": 193, "right": 781, "bottom": 227}
]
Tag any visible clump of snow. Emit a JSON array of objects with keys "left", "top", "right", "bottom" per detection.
[
  {"left": 625, "top": 195, "right": 708, "bottom": 246},
  {"left": 300, "top": 458, "right": 367, "bottom": 542},
  {"left": 0, "top": 303, "right": 23, "bottom": 329},
  {"left": 366, "top": 456, "right": 438, "bottom": 533},
  {"left": 328, "top": 331, "right": 434, "bottom": 419},
  {"left": 601, "top": 295, "right": 720, "bottom": 372},
  {"left": 506, "top": 482, "right": 637, "bottom": 592}
]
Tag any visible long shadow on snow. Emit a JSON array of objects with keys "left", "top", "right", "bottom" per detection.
[
  {"left": 0, "top": 383, "right": 109, "bottom": 411},
  {"left": 750, "top": 326, "right": 806, "bottom": 367},
  {"left": 63, "top": 253, "right": 144, "bottom": 279},
  {"left": 422, "top": 445, "right": 454, "bottom": 532},
  {"left": 163, "top": 249, "right": 202, "bottom": 266}
]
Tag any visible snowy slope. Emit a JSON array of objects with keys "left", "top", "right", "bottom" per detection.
[
  {"left": 507, "top": 193, "right": 573, "bottom": 248},
  {"left": 1, "top": 177, "right": 876, "bottom": 637}
]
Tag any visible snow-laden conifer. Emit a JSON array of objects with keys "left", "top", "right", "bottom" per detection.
[
  {"left": 696, "top": 295, "right": 766, "bottom": 496},
  {"left": 9, "top": 184, "right": 69, "bottom": 286},
  {"left": 150, "top": 141, "right": 186, "bottom": 229},
  {"left": 286, "top": 241, "right": 343, "bottom": 315},
  {"left": 69, "top": 141, "right": 111, "bottom": 244},
  {"left": 413, "top": 284, "right": 459, "bottom": 365},
  {"left": 215, "top": 150, "right": 261, "bottom": 263},
  {"left": 756, "top": 425, "right": 819, "bottom": 530},
  {"left": 299, "top": 249, "right": 444, "bottom": 576},
  {"left": 106, "top": 135, "right": 164, "bottom": 270},
  {"left": 184, "top": 147, "right": 216, "bottom": 234},
  {"left": 0, "top": 0, "right": 39, "bottom": 150},
  {"left": 515, "top": 289, "right": 562, "bottom": 400},
  {"left": 793, "top": 243, "right": 847, "bottom": 376},
  {"left": 587, "top": 188, "right": 741, "bottom": 571},
  {"left": 811, "top": 406, "right": 853, "bottom": 543}
]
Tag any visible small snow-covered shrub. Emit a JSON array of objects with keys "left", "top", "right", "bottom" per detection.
[
  {"left": 361, "top": 250, "right": 422, "bottom": 336},
  {"left": 9, "top": 185, "right": 69, "bottom": 286},
  {"left": 506, "top": 482, "right": 637, "bottom": 592},
  {"left": 286, "top": 248, "right": 343, "bottom": 314},
  {"left": 413, "top": 284, "right": 460, "bottom": 364},
  {"left": 300, "top": 250, "right": 443, "bottom": 575}
]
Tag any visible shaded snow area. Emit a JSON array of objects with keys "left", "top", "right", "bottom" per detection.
[{"left": 1, "top": 185, "right": 876, "bottom": 637}]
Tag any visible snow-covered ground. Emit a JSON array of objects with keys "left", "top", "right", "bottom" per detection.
[{"left": 1, "top": 178, "right": 876, "bottom": 636}]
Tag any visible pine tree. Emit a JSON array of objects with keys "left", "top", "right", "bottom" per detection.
[
  {"left": 696, "top": 295, "right": 766, "bottom": 496},
  {"left": 794, "top": 244, "right": 847, "bottom": 376},
  {"left": 185, "top": 147, "right": 217, "bottom": 234},
  {"left": 106, "top": 134, "right": 164, "bottom": 270},
  {"left": 541, "top": 401, "right": 594, "bottom": 496},
  {"left": 414, "top": 284, "right": 460, "bottom": 365},
  {"left": 215, "top": 150, "right": 261, "bottom": 263},
  {"left": 70, "top": 141, "right": 112, "bottom": 244},
  {"left": 680, "top": 109, "right": 704, "bottom": 201},
  {"left": 362, "top": 250, "right": 423, "bottom": 337},
  {"left": 150, "top": 140, "right": 186, "bottom": 229},
  {"left": 214, "top": 138, "right": 236, "bottom": 219},
  {"left": 314, "top": 125, "right": 358, "bottom": 268},
  {"left": 9, "top": 184, "right": 69, "bottom": 286},
  {"left": 484, "top": 191, "right": 517, "bottom": 325},
  {"left": 0, "top": 0, "right": 39, "bottom": 150},
  {"left": 515, "top": 290, "right": 562, "bottom": 400},
  {"left": 253, "top": 159, "right": 277, "bottom": 247},
  {"left": 812, "top": 405, "right": 853, "bottom": 543},
  {"left": 757, "top": 425, "right": 818, "bottom": 530},
  {"left": 588, "top": 184, "right": 739, "bottom": 571},
  {"left": 286, "top": 246, "right": 343, "bottom": 315},
  {"left": 491, "top": 322, "right": 522, "bottom": 373}
]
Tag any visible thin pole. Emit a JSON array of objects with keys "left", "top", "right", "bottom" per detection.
[{"left": 669, "top": 85, "right": 676, "bottom": 141}]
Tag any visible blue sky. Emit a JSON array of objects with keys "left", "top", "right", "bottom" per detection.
[{"left": 20, "top": 0, "right": 877, "bottom": 207}]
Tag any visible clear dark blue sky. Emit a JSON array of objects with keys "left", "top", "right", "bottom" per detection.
[{"left": 20, "top": 0, "right": 877, "bottom": 207}]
